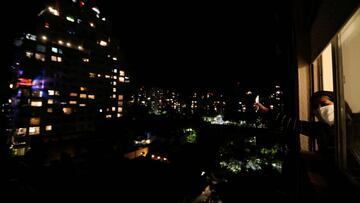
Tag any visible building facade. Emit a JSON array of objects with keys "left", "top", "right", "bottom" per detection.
[{"left": 6, "top": 0, "right": 128, "bottom": 156}]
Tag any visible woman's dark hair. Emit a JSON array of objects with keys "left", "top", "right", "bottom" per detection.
[
  {"left": 311, "top": 91, "right": 334, "bottom": 102},
  {"left": 310, "top": 91, "right": 334, "bottom": 109}
]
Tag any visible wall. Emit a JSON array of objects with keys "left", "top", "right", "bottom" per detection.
[
  {"left": 321, "top": 44, "right": 334, "bottom": 91},
  {"left": 298, "top": 66, "right": 311, "bottom": 151},
  {"left": 293, "top": 0, "right": 312, "bottom": 151},
  {"left": 310, "top": 0, "right": 360, "bottom": 61}
]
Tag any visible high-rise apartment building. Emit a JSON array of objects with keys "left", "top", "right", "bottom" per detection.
[{"left": 6, "top": 0, "right": 128, "bottom": 156}]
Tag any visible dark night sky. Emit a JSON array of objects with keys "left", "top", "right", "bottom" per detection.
[
  {"left": 100, "top": 1, "right": 290, "bottom": 89},
  {"left": 2, "top": 1, "right": 291, "bottom": 95}
]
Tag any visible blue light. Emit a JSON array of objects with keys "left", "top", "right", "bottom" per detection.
[{"left": 32, "top": 76, "right": 45, "bottom": 90}]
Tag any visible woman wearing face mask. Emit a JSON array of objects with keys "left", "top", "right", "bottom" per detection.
[
  {"left": 254, "top": 91, "right": 337, "bottom": 156},
  {"left": 255, "top": 91, "right": 353, "bottom": 158},
  {"left": 306, "top": 91, "right": 336, "bottom": 158},
  {"left": 255, "top": 91, "right": 354, "bottom": 199}
]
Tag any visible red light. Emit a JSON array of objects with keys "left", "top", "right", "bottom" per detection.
[
  {"left": 17, "top": 78, "right": 32, "bottom": 86},
  {"left": 79, "top": 1, "right": 85, "bottom": 7}
]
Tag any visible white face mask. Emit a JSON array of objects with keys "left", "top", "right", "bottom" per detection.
[{"left": 316, "top": 105, "right": 334, "bottom": 126}]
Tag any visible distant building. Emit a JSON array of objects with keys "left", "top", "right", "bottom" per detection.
[
  {"left": 268, "top": 84, "right": 284, "bottom": 112},
  {"left": 129, "top": 87, "right": 185, "bottom": 115},
  {"left": 5, "top": 0, "right": 128, "bottom": 156}
]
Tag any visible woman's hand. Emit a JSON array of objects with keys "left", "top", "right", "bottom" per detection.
[{"left": 254, "top": 102, "right": 270, "bottom": 113}]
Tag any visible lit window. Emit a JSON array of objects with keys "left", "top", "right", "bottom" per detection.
[
  {"left": 44, "top": 22, "right": 50, "bottom": 28},
  {"left": 105, "top": 75, "right": 110, "bottom": 79},
  {"left": 112, "top": 107, "right": 116, "bottom": 111},
  {"left": 51, "top": 56, "right": 62, "bottom": 62},
  {"left": 30, "top": 117, "right": 40, "bottom": 125},
  {"left": 118, "top": 101, "right": 123, "bottom": 106},
  {"left": 29, "top": 126, "right": 40, "bottom": 135},
  {"left": 35, "top": 53, "right": 45, "bottom": 61},
  {"left": 58, "top": 40, "right": 64, "bottom": 45},
  {"left": 36, "top": 45, "right": 46, "bottom": 52},
  {"left": 99, "top": 40, "right": 107, "bottom": 46},
  {"left": 113, "top": 81, "right": 117, "bottom": 86},
  {"left": 63, "top": 107, "right": 72, "bottom": 115},
  {"left": 48, "top": 99, "right": 54, "bottom": 104},
  {"left": 106, "top": 114, "right": 112, "bottom": 119},
  {"left": 48, "top": 6, "right": 59, "bottom": 16},
  {"left": 32, "top": 79, "right": 45, "bottom": 89},
  {"left": 117, "top": 113, "right": 122, "bottom": 118},
  {"left": 89, "top": 73, "right": 96, "bottom": 78},
  {"left": 119, "top": 77, "right": 125, "bottom": 83},
  {"left": 55, "top": 91, "right": 60, "bottom": 96},
  {"left": 70, "top": 92, "right": 78, "bottom": 97},
  {"left": 12, "top": 148, "right": 26, "bottom": 156},
  {"left": 119, "top": 70, "right": 125, "bottom": 76},
  {"left": 113, "top": 88, "right": 116, "bottom": 92},
  {"left": 51, "top": 47, "right": 58, "bottom": 53},
  {"left": 113, "top": 69, "right": 118, "bottom": 73},
  {"left": 48, "top": 90, "right": 54, "bottom": 95},
  {"left": 82, "top": 58, "right": 89, "bottom": 63},
  {"left": 47, "top": 108, "right": 53, "bottom": 113},
  {"left": 31, "top": 101, "right": 42, "bottom": 107},
  {"left": 118, "top": 95, "right": 123, "bottom": 100},
  {"left": 69, "top": 101, "right": 77, "bottom": 104},
  {"left": 112, "top": 57, "right": 117, "bottom": 61},
  {"left": 88, "top": 95, "right": 95, "bottom": 99},
  {"left": 117, "top": 107, "right": 123, "bottom": 112},
  {"left": 9, "top": 84, "right": 14, "bottom": 89},
  {"left": 92, "top": 7, "right": 100, "bottom": 14},
  {"left": 66, "top": 16, "right": 75, "bottom": 22},
  {"left": 112, "top": 94, "right": 116, "bottom": 98},
  {"left": 25, "top": 51, "right": 33, "bottom": 58},
  {"left": 25, "top": 33, "right": 37, "bottom": 41},
  {"left": 113, "top": 76, "right": 117, "bottom": 80},
  {"left": 79, "top": 94, "right": 87, "bottom": 99},
  {"left": 80, "top": 87, "right": 87, "bottom": 91},
  {"left": 32, "top": 90, "right": 43, "bottom": 97},
  {"left": 15, "top": 128, "right": 27, "bottom": 136},
  {"left": 45, "top": 125, "right": 52, "bottom": 131},
  {"left": 79, "top": 104, "right": 86, "bottom": 107}
]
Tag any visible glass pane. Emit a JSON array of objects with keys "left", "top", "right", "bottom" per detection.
[{"left": 339, "top": 8, "right": 360, "bottom": 164}]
